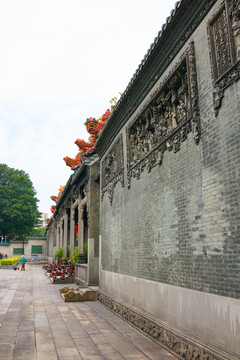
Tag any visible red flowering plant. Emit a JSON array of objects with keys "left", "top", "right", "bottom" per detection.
[{"left": 50, "top": 270, "right": 56, "bottom": 278}]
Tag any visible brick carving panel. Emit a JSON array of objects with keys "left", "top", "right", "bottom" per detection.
[
  {"left": 101, "top": 134, "right": 124, "bottom": 204},
  {"left": 208, "top": 0, "right": 240, "bottom": 114},
  {"left": 126, "top": 42, "right": 200, "bottom": 187}
]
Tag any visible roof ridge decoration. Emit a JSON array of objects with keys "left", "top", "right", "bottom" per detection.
[
  {"left": 64, "top": 108, "right": 111, "bottom": 171},
  {"left": 46, "top": 185, "right": 65, "bottom": 223}
]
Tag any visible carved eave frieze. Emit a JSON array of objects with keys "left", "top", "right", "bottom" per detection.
[
  {"left": 101, "top": 134, "right": 124, "bottom": 205},
  {"left": 208, "top": 0, "right": 240, "bottom": 114},
  {"left": 126, "top": 42, "right": 200, "bottom": 188}
]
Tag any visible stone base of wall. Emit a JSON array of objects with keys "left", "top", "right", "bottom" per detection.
[
  {"left": 75, "top": 263, "right": 88, "bottom": 285},
  {"left": 75, "top": 278, "right": 87, "bottom": 286},
  {"left": 47, "top": 257, "right": 54, "bottom": 264},
  {"left": 97, "top": 289, "right": 238, "bottom": 360}
]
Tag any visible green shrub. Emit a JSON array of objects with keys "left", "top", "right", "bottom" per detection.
[
  {"left": 83, "top": 243, "right": 88, "bottom": 263},
  {"left": 56, "top": 248, "right": 63, "bottom": 262},
  {"left": 0, "top": 257, "right": 19, "bottom": 265},
  {"left": 62, "top": 257, "right": 69, "bottom": 261},
  {"left": 71, "top": 246, "right": 78, "bottom": 264},
  {"left": 67, "top": 245, "right": 70, "bottom": 258},
  {"left": 70, "top": 244, "right": 88, "bottom": 264}
]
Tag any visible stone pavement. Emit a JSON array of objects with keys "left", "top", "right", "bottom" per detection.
[{"left": 0, "top": 264, "right": 177, "bottom": 360}]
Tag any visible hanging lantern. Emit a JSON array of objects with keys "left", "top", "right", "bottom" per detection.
[{"left": 74, "top": 223, "right": 78, "bottom": 232}]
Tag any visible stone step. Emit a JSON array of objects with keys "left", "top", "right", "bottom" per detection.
[
  {"left": 60, "top": 287, "right": 96, "bottom": 302},
  {"left": 59, "top": 285, "right": 88, "bottom": 293}
]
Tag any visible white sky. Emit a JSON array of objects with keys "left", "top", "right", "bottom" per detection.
[{"left": 0, "top": 0, "right": 177, "bottom": 217}]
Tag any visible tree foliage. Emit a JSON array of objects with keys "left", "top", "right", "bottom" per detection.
[
  {"left": 0, "top": 164, "right": 41, "bottom": 238},
  {"left": 30, "top": 226, "right": 46, "bottom": 237}
]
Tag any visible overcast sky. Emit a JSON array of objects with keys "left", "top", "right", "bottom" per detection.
[{"left": 0, "top": 0, "right": 177, "bottom": 217}]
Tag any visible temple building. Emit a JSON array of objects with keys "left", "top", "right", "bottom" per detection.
[
  {"left": 47, "top": 159, "right": 100, "bottom": 285},
  {"left": 47, "top": 0, "right": 240, "bottom": 358},
  {"left": 46, "top": 111, "right": 110, "bottom": 285}
]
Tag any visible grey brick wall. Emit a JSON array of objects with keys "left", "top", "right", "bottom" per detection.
[{"left": 101, "top": 1, "right": 240, "bottom": 300}]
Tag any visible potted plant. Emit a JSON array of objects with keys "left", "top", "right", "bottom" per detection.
[{"left": 61, "top": 257, "right": 69, "bottom": 265}]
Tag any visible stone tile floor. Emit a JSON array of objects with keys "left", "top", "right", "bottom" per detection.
[{"left": 0, "top": 264, "right": 177, "bottom": 360}]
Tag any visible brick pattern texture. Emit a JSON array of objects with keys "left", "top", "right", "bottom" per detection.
[{"left": 101, "top": 3, "right": 240, "bottom": 300}]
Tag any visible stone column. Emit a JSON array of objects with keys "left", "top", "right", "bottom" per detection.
[
  {"left": 56, "top": 225, "right": 60, "bottom": 251},
  {"left": 78, "top": 196, "right": 87, "bottom": 258},
  {"left": 63, "top": 210, "right": 68, "bottom": 257},
  {"left": 87, "top": 163, "right": 100, "bottom": 285},
  {"left": 59, "top": 219, "right": 63, "bottom": 249},
  {"left": 69, "top": 203, "right": 75, "bottom": 256}
]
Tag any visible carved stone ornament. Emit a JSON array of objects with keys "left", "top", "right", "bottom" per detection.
[
  {"left": 59, "top": 217, "right": 64, "bottom": 227},
  {"left": 73, "top": 189, "right": 80, "bottom": 200},
  {"left": 65, "top": 200, "right": 72, "bottom": 208},
  {"left": 126, "top": 42, "right": 200, "bottom": 188},
  {"left": 59, "top": 208, "right": 65, "bottom": 217},
  {"left": 55, "top": 214, "right": 60, "bottom": 222},
  {"left": 97, "top": 291, "right": 219, "bottom": 360},
  {"left": 101, "top": 134, "right": 124, "bottom": 204},
  {"left": 71, "top": 199, "right": 80, "bottom": 221},
  {"left": 80, "top": 196, "right": 87, "bottom": 219},
  {"left": 208, "top": 0, "right": 240, "bottom": 114}
]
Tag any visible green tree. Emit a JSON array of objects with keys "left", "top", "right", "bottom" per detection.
[
  {"left": 30, "top": 226, "right": 46, "bottom": 237},
  {"left": 0, "top": 164, "right": 41, "bottom": 239}
]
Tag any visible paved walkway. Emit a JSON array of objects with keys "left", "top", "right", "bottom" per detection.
[{"left": 0, "top": 264, "right": 177, "bottom": 360}]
